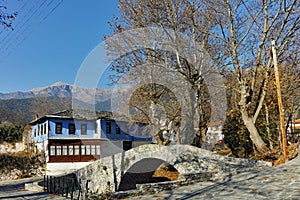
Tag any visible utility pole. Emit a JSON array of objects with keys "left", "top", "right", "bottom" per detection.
[{"left": 271, "top": 40, "right": 288, "bottom": 161}]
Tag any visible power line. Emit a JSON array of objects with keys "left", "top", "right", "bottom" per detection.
[
  {"left": 0, "top": 0, "right": 54, "bottom": 52},
  {"left": 0, "top": 0, "right": 41, "bottom": 46},
  {"left": 0, "top": 0, "right": 61, "bottom": 55},
  {"left": 5, "top": 0, "right": 64, "bottom": 59},
  {"left": 0, "top": 0, "right": 49, "bottom": 52},
  {"left": 0, "top": 0, "right": 28, "bottom": 36},
  {"left": 240, "top": 0, "right": 264, "bottom": 33},
  {"left": 0, "top": 0, "right": 64, "bottom": 62}
]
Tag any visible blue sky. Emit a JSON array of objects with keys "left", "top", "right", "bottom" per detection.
[{"left": 0, "top": 0, "right": 119, "bottom": 93}]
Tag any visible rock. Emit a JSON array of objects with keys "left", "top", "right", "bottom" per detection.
[{"left": 0, "top": 169, "right": 22, "bottom": 181}]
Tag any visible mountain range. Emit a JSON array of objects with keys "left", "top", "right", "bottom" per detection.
[
  {"left": 0, "top": 82, "right": 113, "bottom": 103},
  {"left": 0, "top": 82, "right": 116, "bottom": 125}
]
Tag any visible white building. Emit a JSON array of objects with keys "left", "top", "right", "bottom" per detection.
[{"left": 29, "top": 109, "right": 152, "bottom": 174}]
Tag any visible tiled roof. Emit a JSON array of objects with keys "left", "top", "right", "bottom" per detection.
[
  {"left": 29, "top": 109, "right": 133, "bottom": 125},
  {"left": 50, "top": 109, "right": 113, "bottom": 120}
]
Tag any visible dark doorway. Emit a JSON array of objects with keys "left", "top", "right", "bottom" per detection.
[{"left": 123, "top": 141, "right": 132, "bottom": 151}]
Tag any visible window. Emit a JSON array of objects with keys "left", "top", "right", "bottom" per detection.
[
  {"left": 62, "top": 145, "right": 68, "bottom": 155},
  {"left": 34, "top": 129, "right": 37, "bottom": 137},
  {"left": 116, "top": 124, "right": 121, "bottom": 134},
  {"left": 94, "top": 122, "right": 98, "bottom": 134},
  {"left": 50, "top": 146, "right": 55, "bottom": 155},
  {"left": 106, "top": 122, "right": 111, "bottom": 134},
  {"left": 41, "top": 125, "right": 43, "bottom": 135},
  {"left": 68, "top": 145, "right": 74, "bottom": 155},
  {"left": 91, "top": 145, "right": 96, "bottom": 155},
  {"left": 69, "top": 123, "right": 76, "bottom": 134},
  {"left": 86, "top": 145, "right": 91, "bottom": 155},
  {"left": 74, "top": 145, "right": 79, "bottom": 155},
  {"left": 56, "top": 146, "right": 61, "bottom": 155},
  {"left": 55, "top": 122, "right": 63, "bottom": 134},
  {"left": 96, "top": 145, "right": 101, "bottom": 155},
  {"left": 81, "top": 124, "right": 87, "bottom": 135},
  {"left": 43, "top": 124, "right": 46, "bottom": 134},
  {"left": 81, "top": 145, "right": 86, "bottom": 155}
]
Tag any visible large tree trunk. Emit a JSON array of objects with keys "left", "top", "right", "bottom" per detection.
[
  {"left": 241, "top": 109, "right": 269, "bottom": 153},
  {"left": 265, "top": 103, "right": 273, "bottom": 150},
  {"left": 239, "top": 84, "right": 269, "bottom": 154}
]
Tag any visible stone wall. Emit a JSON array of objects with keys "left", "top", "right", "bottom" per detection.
[
  {"left": 0, "top": 142, "right": 25, "bottom": 154},
  {"left": 87, "top": 172, "right": 215, "bottom": 199}
]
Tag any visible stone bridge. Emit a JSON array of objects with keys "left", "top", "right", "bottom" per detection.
[{"left": 71, "top": 144, "right": 271, "bottom": 194}]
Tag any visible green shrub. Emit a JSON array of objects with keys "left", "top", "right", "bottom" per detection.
[
  {"left": 0, "top": 125, "right": 24, "bottom": 143},
  {"left": 223, "top": 110, "right": 254, "bottom": 158}
]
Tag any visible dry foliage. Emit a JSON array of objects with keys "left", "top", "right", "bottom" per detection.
[{"left": 152, "top": 166, "right": 179, "bottom": 181}]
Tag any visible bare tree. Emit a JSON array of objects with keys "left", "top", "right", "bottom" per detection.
[
  {"left": 200, "top": 0, "right": 299, "bottom": 153},
  {"left": 128, "top": 83, "right": 181, "bottom": 144},
  {"left": 0, "top": 4, "right": 17, "bottom": 29},
  {"left": 107, "top": 0, "right": 299, "bottom": 153},
  {"left": 106, "top": 0, "right": 225, "bottom": 145}
]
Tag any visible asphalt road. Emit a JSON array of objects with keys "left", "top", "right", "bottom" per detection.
[{"left": 0, "top": 177, "right": 65, "bottom": 200}]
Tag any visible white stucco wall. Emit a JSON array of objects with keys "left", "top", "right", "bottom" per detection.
[
  {"left": 46, "top": 162, "right": 93, "bottom": 175},
  {"left": 101, "top": 140, "right": 124, "bottom": 158}
]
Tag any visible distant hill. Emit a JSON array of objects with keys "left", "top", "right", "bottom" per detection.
[
  {"left": 0, "top": 82, "right": 115, "bottom": 125},
  {"left": 0, "top": 96, "right": 71, "bottom": 125}
]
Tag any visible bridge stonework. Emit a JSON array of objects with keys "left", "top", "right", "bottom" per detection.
[{"left": 73, "top": 144, "right": 271, "bottom": 194}]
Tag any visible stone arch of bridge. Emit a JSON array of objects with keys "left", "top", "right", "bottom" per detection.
[
  {"left": 118, "top": 157, "right": 179, "bottom": 191},
  {"left": 120, "top": 146, "right": 182, "bottom": 174}
]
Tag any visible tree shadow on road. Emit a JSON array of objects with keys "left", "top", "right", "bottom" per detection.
[{"left": 161, "top": 169, "right": 269, "bottom": 200}]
